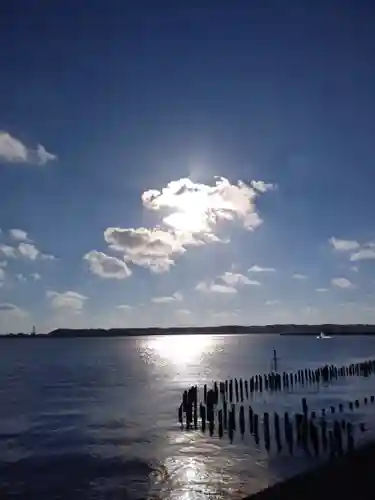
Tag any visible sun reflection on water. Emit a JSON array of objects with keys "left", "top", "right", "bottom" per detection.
[{"left": 140, "top": 335, "right": 215, "bottom": 367}]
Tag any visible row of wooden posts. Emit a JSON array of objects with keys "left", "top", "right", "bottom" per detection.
[
  {"left": 186, "top": 358, "right": 375, "bottom": 407},
  {"left": 178, "top": 391, "right": 370, "bottom": 456}
]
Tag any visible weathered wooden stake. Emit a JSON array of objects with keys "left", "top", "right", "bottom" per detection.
[
  {"left": 274, "top": 412, "right": 281, "bottom": 451},
  {"left": 263, "top": 412, "right": 271, "bottom": 451},
  {"left": 240, "top": 405, "right": 245, "bottom": 436},
  {"left": 218, "top": 409, "right": 223, "bottom": 438},
  {"left": 249, "top": 406, "right": 254, "bottom": 434}
]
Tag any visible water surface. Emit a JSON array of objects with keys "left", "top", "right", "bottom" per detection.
[{"left": 1, "top": 334, "right": 375, "bottom": 499}]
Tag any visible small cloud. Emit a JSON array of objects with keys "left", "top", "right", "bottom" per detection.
[
  {"left": 350, "top": 266, "right": 358, "bottom": 272},
  {"left": 0, "top": 131, "right": 57, "bottom": 166},
  {"left": 196, "top": 281, "right": 237, "bottom": 294},
  {"left": 329, "top": 237, "right": 360, "bottom": 252},
  {"left": 250, "top": 180, "right": 277, "bottom": 193},
  {"left": 116, "top": 304, "right": 133, "bottom": 310},
  {"left": 265, "top": 299, "right": 280, "bottom": 305},
  {"left": 18, "top": 243, "right": 39, "bottom": 260},
  {"left": 350, "top": 249, "right": 375, "bottom": 261},
  {"left": 35, "top": 144, "right": 57, "bottom": 165},
  {"left": 219, "top": 271, "right": 260, "bottom": 286},
  {"left": 9, "top": 229, "right": 29, "bottom": 241},
  {"left": 316, "top": 288, "right": 329, "bottom": 292},
  {"left": 16, "top": 273, "right": 27, "bottom": 282},
  {"left": 152, "top": 291, "right": 183, "bottom": 303},
  {"left": 46, "top": 290, "right": 87, "bottom": 311},
  {"left": 84, "top": 250, "right": 132, "bottom": 279},
  {"left": 248, "top": 265, "right": 275, "bottom": 273},
  {"left": 331, "top": 277, "right": 354, "bottom": 289},
  {"left": 293, "top": 273, "right": 307, "bottom": 280},
  {"left": 31, "top": 272, "right": 41, "bottom": 281},
  {"left": 0, "top": 268, "right": 5, "bottom": 280},
  {"left": 0, "top": 261, "right": 7, "bottom": 267},
  {"left": 0, "top": 302, "right": 27, "bottom": 317},
  {"left": 0, "top": 244, "right": 18, "bottom": 258}
]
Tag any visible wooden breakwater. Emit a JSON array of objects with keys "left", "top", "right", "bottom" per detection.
[{"left": 177, "top": 358, "right": 375, "bottom": 457}]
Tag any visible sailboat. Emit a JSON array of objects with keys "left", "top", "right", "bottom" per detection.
[{"left": 317, "top": 331, "right": 331, "bottom": 339}]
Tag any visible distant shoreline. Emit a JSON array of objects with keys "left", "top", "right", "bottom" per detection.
[{"left": 2, "top": 324, "right": 375, "bottom": 338}]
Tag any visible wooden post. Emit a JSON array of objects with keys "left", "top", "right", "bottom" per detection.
[
  {"left": 264, "top": 412, "right": 271, "bottom": 450},
  {"left": 250, "top": 377, "right": 254, "bottom": 393},
  {"left": 231, "top": 403, "right": 236, "bottom": 431},
  {"left": 331, "top": 405, "right": 335, "bottom": 414},
  {"left": 302, "top": 398, "right": 308, "bottom": 417},
  {"left": 201, "top": 404, "right": 206, "bottom": 432},
  {"left": 254, "top": 413, "right": 259, "bottom": 444},
  {"left": 347, "top": 422, "right": 354, "bottom": 452},
  {"left": 218, "top": 409, "right": 223, "bottom": 438},
  {"left": 274, "top": 412, "right": 282, "bottom": 451},
  {"left": 334, "top": 421, "right": 343, "bottom": 456},
  {"left": 229, "top": 380, "right": 233, "bottom": 403},
  {"left": 240, "top": 378, "right": 244, "bottom": 402},
  {"left": 245, "top": 380, "right": 249, "bottom": 399},
  {"left": 249, "top": 406, "right": 254, "bottom": 434},
  {"left": 194, "top": 403, "right": 198, "bottom": 430},
  {"left": 310, "top": 420, "right": 319, "bottom": 456},
  {"left": 321, "top": 418, "right": 327, "bottom": 452},
  {"left": 240, "top": 405, "right": 245, "bottom": 436},
  {"left": 259, "top": 375, "right": 263, "bottom": 392},
  {"left": 339, "top": 404, "right": 343, "bottom": 412},
  {"left": 355, "top": 399, "right": 359, "bottom": 408},
  {"left": 223, "top": 400, "right": 228, "bottom": 430},
  {"left": 235, "top": 378, "right": 239, "bottom": 402},
  {"left": 349, "top": 401, "right": 354, "bottom": 411},
  {"left": 203, "top": 385, "right": 207, "bottom": 405}
]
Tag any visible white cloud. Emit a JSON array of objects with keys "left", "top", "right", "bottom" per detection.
[
  {"left": 94, "top": 176, "right": 275, "bottom": 274},
  {"left": 293, "top": 273, "right": 307, "bottom": 280},
  {"left": 9, "top": 229, "right": 29, "bottom": 241},
  {"left": 84, "top": 250, "right": 132, "bottom": 279},
  {"left": 16, "top": 274, "right": 26, "bottom": 282},
  {"left": 350, "top": 266, "right": 358, "bottom": 272},
  {"left": 104, "top": 227, "right": 189, "bottom": 273},
  {"left": 196, "top": 281, "right": 237, "bottom": 294},
  {"left": 331, "top": 277, "right": 354, "bottom": 289},
  {"left": 31, "top": 272, "right": 41, "bottom": 281},
  {"left": 248, "top": 265, "right": 276, "bottom": 273},
  {"left": 0, "top": 302, "right": 27, "bottom": 317},
  {"left": 116, "top": 304, "right": 133, "bottom": 310},
  {"left": 350, "top": 249, "right": 375, "bottom": 261},
  {"left": 219, "top": 271, "right": 260, "bottom": 286},
  {"left": 329, "top": 237, "right": 360, "bottom": 251},
  {"left": 46, "top": 290, "right": 87, "bottom": 311},
  {"left": 0, "top": 268, "right": 5, "bottom": 280},
  {"left": 316, "top": 288, "right": 329, "bottom": 292},
  {"left": 0, "top": 131, "right": 57, "bottom": 165},
  {"left": 0, "top": 244, "right": 18, "bottom": 258},
  {"left": 152, "top": 291, "right": 183, "bottom": 303},
  {"left": 18, "top": 243, "right": 39, "bottom": 260},
  {"left": 0, "top": 261, "right": 7, "bottom": 267},
  {"left": 265, "top": 299, "right": 280, "bottom": 305},
  {"left": 142, "top": 177, "right": 269, "bottom": 233},
  {"left": 250, "top": 180, "right": 277, "bottom": 193},
  {"left": 35, "top": 144, "right": 57, "bottom": 165}
]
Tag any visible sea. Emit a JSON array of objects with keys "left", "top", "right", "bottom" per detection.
[{"left": 1, "top": 333, "right": 375, "bottom": 500}]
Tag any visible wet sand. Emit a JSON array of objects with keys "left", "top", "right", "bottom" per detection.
[{"left": 248, "top": 442, "right": 375, "bottom": 499}]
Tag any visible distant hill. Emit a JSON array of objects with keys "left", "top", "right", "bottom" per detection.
[
  {"left": 47, "top": 324, "right": 375, "bottom": 337},
  {"left": 3, "top": 324, "right": 375, "bottom": 338}
]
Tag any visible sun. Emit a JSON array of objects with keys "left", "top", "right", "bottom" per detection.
[{"left": 163, "top": 210, "right": 211, "bottom": 234}]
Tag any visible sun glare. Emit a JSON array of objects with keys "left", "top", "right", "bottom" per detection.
[{"left": 145, "top": 335, "right": 213, "bottom": 365}]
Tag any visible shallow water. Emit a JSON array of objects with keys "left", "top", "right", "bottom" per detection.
[{"left": 1, "top": 334, "right": 375, "bottom": 499}]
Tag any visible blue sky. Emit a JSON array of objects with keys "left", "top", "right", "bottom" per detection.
[{"left": 1, "top": 0, "right": 375, "bottom": 332}]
